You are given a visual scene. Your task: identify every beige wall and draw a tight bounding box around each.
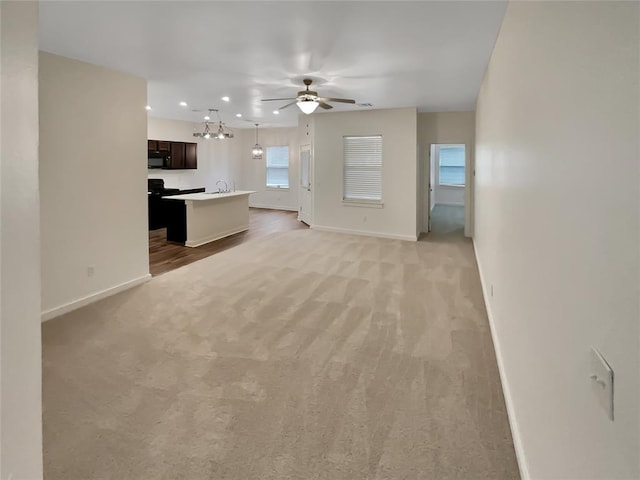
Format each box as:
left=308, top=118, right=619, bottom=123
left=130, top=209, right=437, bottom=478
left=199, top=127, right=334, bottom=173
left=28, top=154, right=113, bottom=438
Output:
left=147, top=116, right=238, bottom=192
left=0, top=2, right=43, bottom=478
left=417, top=111, right=475, bottom=234
left=40, top=52, right=150, bottom=319
left=313, top=108, right=418, bottom=240
left=474, top=2, right=639, bottom=478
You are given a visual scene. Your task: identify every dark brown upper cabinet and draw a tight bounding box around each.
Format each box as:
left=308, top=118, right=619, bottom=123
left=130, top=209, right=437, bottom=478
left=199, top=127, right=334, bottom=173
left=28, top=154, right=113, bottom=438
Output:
left=185, top=143, right=197, bottom=170
left=148, top=139, right=197, bottom=170
left=170, top=142, right=185, bottom=169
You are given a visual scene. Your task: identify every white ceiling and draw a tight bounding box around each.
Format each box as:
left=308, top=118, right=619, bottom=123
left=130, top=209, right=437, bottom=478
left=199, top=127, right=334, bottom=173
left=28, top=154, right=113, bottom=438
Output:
left=39, top=1, right=507, bottom=128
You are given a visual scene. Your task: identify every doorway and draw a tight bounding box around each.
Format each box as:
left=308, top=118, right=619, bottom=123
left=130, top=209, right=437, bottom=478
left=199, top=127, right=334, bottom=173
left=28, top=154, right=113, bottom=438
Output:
left=298, top=144, right=313, bottom=225
left=426, top=144, right=466, bottom=235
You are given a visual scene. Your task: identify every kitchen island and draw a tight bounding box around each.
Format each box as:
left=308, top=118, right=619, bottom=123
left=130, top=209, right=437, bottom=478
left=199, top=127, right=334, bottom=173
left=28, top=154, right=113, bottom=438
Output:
left=162, top=191, right=255, bottom=247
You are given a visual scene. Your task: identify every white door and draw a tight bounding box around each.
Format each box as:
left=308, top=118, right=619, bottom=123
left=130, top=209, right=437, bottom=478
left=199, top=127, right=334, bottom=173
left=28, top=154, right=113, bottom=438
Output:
left=298, top=144, right=313, bottom=225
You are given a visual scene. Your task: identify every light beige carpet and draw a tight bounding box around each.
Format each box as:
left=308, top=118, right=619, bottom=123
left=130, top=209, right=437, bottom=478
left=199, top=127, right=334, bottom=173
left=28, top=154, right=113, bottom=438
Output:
left=43, top=229, right=519, bottom=479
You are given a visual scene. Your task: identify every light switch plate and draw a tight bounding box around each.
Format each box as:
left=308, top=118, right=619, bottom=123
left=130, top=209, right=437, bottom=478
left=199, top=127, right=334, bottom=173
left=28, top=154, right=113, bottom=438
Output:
left=590, top=347, right=614, bottom=421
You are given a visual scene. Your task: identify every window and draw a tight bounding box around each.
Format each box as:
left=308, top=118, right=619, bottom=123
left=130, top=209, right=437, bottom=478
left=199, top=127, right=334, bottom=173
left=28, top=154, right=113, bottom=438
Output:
left=438, top=145, right=465, bottom=186
left=266, top=146, right=289, bottom=188
left=343, top=135, right=382, bottom=202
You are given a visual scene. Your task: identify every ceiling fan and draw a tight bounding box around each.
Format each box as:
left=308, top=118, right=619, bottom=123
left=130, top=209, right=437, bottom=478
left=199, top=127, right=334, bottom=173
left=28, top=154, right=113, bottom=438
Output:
left=262, top=78, right=356, bottom=115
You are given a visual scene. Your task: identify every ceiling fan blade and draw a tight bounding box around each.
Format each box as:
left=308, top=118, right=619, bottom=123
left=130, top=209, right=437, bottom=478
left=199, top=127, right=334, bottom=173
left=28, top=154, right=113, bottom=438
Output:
left=318, top=97, right=356, bottom=104
left=277, top=101, right=298, bottom=110
left=261, top=97, right=296, bottom=102
left=318, top=102, right=333, bottom=110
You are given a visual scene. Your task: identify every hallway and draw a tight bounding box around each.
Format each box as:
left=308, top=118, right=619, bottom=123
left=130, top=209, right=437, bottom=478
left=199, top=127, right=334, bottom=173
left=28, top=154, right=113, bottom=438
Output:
left=430, top=204, right=465, bottom=236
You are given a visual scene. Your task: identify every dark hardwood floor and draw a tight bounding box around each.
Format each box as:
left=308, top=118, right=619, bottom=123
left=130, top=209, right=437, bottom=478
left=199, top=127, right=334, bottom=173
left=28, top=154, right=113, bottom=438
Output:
left=149, top=208, right=308, bottom=276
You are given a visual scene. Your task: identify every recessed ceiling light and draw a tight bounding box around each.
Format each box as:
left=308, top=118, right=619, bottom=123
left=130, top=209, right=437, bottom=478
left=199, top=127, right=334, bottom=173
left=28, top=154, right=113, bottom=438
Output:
left=236, top=113, right=242, bottom=118
left=273, top=110, right=279, bottom=115
left=179, top=101, right=188, bottom=107
left=145, top=105, right=152, bottom=111
left=204, top=116, right=210, bottom=121
left=221, top=96, right=230, bottom=102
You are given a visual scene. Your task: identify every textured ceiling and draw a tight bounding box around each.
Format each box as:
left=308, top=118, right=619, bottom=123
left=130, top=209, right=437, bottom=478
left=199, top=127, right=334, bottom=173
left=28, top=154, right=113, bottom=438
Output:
left=39, top=1, right=507, bottom=128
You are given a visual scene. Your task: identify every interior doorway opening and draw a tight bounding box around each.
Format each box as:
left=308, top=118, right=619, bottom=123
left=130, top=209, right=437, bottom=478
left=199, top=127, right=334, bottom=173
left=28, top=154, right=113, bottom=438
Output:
left=426, top=144, right=466, bottom=236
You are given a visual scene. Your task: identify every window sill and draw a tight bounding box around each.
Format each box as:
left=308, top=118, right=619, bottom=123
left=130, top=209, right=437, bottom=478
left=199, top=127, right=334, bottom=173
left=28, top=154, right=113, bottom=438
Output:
left=266, top=186, right=290, bottom=191
left=342, top=199, right=384, bottom=209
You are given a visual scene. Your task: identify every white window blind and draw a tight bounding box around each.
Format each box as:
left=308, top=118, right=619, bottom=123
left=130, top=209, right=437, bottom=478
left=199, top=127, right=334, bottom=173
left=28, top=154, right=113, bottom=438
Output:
left=343, top=135, right=382, bottom=201
left=266, top=146, right=289, bottom=188
left=438, top=145, right=465, bottom=186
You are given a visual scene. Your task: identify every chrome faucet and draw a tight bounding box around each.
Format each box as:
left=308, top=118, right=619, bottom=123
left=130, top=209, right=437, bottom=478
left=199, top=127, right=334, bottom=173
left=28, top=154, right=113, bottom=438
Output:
left=216, top=180, right=228, bottom=193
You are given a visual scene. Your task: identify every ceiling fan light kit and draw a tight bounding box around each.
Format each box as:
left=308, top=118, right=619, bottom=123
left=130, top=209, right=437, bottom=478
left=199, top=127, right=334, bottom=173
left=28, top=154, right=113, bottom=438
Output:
left=297, top=99, right=319, bottom=115
left=262, top=78, right=356, bottom=115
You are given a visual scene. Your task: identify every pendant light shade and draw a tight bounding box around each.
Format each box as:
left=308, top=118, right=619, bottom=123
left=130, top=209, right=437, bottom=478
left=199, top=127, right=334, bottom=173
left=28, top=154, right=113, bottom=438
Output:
left=297, top=99, right=319, bottom=115
left=252, top=123, right=263, bottom=158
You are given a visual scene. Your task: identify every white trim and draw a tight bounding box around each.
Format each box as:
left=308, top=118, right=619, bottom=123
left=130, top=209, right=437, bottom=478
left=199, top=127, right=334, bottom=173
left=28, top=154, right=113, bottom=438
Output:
left=41, top=274, right=152, bottom=322
left=342, top=200, right=384, bottom=209
left=472, top=239, right=529, bottom=480
left=249, top=203, right=298, bottom=212
left=185, top=226, right=248, bottom=247
left=312, top=224, right=417, bottom=242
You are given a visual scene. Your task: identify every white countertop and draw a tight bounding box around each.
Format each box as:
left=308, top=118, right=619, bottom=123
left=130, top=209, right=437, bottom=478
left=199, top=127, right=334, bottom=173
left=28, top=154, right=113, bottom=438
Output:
left=162, top=190, right=255, bottom=201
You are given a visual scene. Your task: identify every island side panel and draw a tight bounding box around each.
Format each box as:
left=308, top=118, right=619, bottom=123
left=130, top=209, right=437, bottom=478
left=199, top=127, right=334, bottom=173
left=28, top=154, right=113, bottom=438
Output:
left=184, top=194, right=250, bottom=247
left=165, top=199, right=187, bottom=243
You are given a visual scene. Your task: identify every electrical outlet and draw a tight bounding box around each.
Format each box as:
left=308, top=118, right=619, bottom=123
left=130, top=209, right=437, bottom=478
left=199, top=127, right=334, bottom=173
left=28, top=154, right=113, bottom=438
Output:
left=87, top=265, right=95, bottom=277
left=590, top=347, right=614, bottom=420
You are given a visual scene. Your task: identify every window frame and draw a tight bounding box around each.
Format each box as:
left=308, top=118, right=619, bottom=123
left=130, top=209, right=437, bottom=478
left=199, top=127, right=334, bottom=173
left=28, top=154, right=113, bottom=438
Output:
left=265, top=145, right=290, bottom=190
left=437, top=144, right=466, bottom=188
left=342, top=135, right=384, bottom=207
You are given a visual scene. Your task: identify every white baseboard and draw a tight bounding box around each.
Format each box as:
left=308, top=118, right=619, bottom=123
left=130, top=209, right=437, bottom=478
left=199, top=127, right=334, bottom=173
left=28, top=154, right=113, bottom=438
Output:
left=311, top=224, right=418, bottom=242
left=41, top=274, right=151, bottom=322
left=472, top=239, right=529, bottom=480
left=249, top=203, right=298, bottom=212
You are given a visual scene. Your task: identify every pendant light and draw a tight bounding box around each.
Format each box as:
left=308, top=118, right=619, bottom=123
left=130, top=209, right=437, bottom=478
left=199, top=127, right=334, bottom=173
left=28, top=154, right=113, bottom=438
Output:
left=252, top=123, right=263, bottom=157
left=193, top=108, right=234, bottom=139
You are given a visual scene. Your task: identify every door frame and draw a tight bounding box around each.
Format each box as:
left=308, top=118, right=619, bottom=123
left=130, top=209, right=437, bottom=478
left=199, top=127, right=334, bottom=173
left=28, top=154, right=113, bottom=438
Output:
left=421, top=143, right=473, bottom=237
left=298, top=143, right=313, bottom=225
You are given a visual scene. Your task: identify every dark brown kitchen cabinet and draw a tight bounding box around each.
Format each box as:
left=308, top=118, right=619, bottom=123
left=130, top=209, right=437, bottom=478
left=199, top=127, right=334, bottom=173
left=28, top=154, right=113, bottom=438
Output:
left=148, top=139, right=197, bottom=170
left=170, top=142, right=185, bottom=169
left=148, top=140, right=170, bottom=152
left=185, top=143, right=197, bottom=169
